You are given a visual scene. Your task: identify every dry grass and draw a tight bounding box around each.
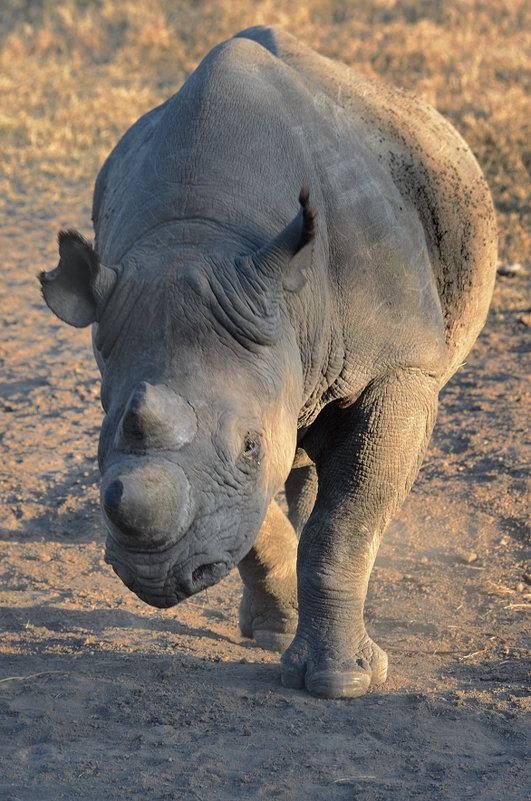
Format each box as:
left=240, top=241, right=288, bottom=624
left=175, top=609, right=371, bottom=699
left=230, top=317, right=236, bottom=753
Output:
left=1, top=0, right=529, bottom=264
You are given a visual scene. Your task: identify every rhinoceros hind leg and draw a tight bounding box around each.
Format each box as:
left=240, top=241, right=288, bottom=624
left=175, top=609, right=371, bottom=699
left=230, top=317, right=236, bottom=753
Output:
left=285, top=462, right=318, bottom=537
left=238, top=499, right=298, bottom=651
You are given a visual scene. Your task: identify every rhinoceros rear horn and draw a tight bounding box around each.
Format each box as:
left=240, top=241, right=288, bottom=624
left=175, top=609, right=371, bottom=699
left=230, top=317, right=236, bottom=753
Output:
left=39, top=230, right=117, bottom=327
left=118, top=381, right=198, bottom=451
left=251, top=187, right=316, bottom=293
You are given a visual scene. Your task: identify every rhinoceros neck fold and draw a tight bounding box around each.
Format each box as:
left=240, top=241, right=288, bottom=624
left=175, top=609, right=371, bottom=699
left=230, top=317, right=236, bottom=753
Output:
left=199, top=262, right=281, bottom=350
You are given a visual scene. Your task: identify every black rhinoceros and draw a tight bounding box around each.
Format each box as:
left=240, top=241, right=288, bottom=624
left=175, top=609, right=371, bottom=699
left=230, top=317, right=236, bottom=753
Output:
left=40, top=26, right=497, bottom=698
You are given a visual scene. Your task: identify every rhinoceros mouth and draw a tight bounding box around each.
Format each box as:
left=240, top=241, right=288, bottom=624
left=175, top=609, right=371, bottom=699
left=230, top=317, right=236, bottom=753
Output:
left=106, top=558, right=184, bottom=607
left=104, top=534, right=230, bottom=607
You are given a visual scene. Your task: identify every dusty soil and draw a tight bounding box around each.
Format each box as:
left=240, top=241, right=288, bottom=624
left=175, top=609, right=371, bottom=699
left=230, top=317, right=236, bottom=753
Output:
left=1, top=3, right=530, bottom=799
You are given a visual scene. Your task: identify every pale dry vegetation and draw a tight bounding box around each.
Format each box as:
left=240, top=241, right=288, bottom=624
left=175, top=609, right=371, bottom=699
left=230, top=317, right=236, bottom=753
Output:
left=1, top=0, right=529, bottom=264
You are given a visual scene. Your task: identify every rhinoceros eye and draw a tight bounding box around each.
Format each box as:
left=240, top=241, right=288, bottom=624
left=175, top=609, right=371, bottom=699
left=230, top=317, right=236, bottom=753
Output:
left=242, top=432, right=262, bottom=463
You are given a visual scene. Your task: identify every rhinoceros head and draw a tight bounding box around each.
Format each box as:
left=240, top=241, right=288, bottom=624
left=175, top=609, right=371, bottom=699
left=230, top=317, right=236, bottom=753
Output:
left=40, top=191, right=314, bottom=607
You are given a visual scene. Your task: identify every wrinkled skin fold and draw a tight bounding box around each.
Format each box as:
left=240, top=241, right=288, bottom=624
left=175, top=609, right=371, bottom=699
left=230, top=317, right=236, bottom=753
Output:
left=40, top=27, right=497, bottom=698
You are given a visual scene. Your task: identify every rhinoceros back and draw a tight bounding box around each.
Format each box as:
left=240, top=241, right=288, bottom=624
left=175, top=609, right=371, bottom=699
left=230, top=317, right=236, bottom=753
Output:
left=236, top=26, right=497, bottom=383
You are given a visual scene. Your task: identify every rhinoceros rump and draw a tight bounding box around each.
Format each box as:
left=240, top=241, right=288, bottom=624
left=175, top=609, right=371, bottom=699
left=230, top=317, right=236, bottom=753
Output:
left=40, top=27, right=497, bottom=698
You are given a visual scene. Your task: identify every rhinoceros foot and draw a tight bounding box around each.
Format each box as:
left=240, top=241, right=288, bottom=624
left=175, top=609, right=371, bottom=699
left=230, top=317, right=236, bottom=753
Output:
left=280, top=632, right=388, bottom=698
left=239, top=584, right=298, bottom=653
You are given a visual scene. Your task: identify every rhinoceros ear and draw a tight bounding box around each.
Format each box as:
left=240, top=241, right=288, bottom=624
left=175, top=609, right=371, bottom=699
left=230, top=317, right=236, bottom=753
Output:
left=39, top=230, right=117, bottom=327
left=252, top=187, right=316, bottom=292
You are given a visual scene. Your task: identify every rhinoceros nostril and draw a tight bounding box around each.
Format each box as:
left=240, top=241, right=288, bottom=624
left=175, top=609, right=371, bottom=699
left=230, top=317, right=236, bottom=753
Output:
left=191, top=561, right=228, bottom=590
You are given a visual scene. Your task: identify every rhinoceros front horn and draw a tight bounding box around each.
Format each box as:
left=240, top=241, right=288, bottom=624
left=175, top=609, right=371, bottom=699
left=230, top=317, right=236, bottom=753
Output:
left=102, top=459, right=193, bottom=546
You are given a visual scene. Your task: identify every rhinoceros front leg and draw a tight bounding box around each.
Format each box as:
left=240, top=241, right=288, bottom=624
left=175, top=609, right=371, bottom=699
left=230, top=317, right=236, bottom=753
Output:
left=238, top=499, right=299, bottom=652
left=281, top=369, right=439, bottom=698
